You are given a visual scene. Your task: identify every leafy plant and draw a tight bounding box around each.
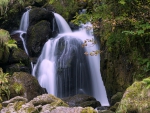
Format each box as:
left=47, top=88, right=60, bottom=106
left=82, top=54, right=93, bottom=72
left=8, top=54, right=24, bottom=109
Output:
left=0, top=0, right=25, bottom=15
left=5, top=39, right=18, bottom=49
left=142, top=78, right=150, bottom=89
left=0, top=72, right=10, bottom=101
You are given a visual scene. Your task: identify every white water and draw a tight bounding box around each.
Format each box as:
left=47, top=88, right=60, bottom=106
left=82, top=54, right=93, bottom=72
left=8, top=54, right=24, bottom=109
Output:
left=12, top=10, right=30, bottom=55
left=12, top=10, right=34, bottom=69
left=32, top=13, right=109, bottom=106
left=19, top=10, right=30, bottom=32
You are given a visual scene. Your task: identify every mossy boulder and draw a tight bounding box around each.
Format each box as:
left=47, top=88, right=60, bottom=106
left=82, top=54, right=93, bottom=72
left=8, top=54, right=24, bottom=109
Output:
left=5, top=48, right=30, bottom=74
left=9, top=48, right=30, bottom=65
left=0, top=29, right=10, bottom=64
left=30, top=94, right=68, bottom=107
left=116, top=77, right=150, bottom=113
left=29, top=7, right=54, bottom=26
left=62, top=94, right=101, bottom=108
left=27, top=20, right=51, bottom=57
left=9, top=72, right=46, bottom=101
left=6, top=63, right=30, bottom=75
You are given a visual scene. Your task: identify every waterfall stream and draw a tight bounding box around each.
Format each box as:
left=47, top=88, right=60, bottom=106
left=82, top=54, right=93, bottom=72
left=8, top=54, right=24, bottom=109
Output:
left=32, top=13, right=109, bottom=106
left=14, top=10, right=109, bottom=106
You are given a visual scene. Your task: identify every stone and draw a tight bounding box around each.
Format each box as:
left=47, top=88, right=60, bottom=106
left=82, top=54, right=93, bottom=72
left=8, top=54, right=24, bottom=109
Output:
left=2, top=96, right=28, bottom=107
left=26, top=20, right=51, bottom=57
left=62, top=94, right=101, bottom=108
left=116, top=77, right=150, bottom=113
left=9, top=72, right=46, bottom=101
left=110, top=92, right=123, bottom=106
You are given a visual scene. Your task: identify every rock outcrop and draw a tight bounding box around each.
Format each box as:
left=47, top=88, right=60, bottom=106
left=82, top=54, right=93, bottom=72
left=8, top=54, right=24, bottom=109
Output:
left=1, top=94, right=97, bottom=113
left=116, top=77, right=150, bottom=113
left=9, top=72, right=46, bottom=101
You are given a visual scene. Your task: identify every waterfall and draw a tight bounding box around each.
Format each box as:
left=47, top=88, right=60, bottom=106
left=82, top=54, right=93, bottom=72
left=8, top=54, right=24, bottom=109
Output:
left=12, top=10, right=34, bottom=68
left=12, top=10, right=30, bottom=55
left=32, top=13, right=109, bottom=106
left=19, top=10, right=30, bottom=32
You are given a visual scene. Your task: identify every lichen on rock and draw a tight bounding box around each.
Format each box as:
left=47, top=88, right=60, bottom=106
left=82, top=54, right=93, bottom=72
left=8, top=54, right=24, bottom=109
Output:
left=116, top=77, right=150, bottom=113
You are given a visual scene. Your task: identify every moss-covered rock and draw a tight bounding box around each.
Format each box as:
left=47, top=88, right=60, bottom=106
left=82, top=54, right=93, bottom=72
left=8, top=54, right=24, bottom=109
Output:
left=9, top=48, right=30, bottom=65
left=29, top=7, right=54, bottom=26
left=30, top=94, right=68, bottom=107
left=0, top=29, right=10, bottom=64
left=100, top=53, right=133, bottom=101
left=116, top=77, right=150, bottom=113
left=27, top=20, right=51, bottom=57
left=5, top=47, right=31, bottom=74
left=81, top=107, right=97, bottom=113
left=6, top=63, right=30, bottom=75
left=9, top=72, right=46, bottom=101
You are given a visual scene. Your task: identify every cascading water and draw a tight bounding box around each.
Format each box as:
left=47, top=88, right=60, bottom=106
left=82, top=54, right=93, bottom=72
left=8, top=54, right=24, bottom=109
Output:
left=12, top=10, right=34, bottom=68
left=32, top=13, right=109, bottom=106
left=12, top=10, right=30, bottom=55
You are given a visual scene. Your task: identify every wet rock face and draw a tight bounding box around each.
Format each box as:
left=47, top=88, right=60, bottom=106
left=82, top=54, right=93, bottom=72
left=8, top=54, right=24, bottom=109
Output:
left=26, top=7, right=59, bottom=58
left=62, top=94, right=101, bottom=108
left=26, top=20, right=51, bottom=57
left=100, top=51, right=134, bottom=101
left=29, top=7, right=54, bottom=26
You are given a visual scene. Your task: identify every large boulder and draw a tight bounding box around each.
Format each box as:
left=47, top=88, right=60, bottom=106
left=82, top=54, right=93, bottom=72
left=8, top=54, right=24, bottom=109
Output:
left=26, top=20, right=51, bottom=57
left=9, top=72, right=46, bottom=101
left=116, top=77, right=150, bottom=113
left=5, top=48, right=30, bottom=74
left=8, top=48, right=30, bottom=65
left=62, top=94, right=101, bottom=108
left=29, top=7, right=54, bottom=26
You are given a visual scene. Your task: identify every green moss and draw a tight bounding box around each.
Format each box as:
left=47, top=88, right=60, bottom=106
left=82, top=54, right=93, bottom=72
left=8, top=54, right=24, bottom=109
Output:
left=81, top=107, right=97, bottom=113
left=26, top=107, right=38, bottom=113
left=50, top=99, right=68, bottom=107
left=14, top=101, right=25, bottom=111
left=12, top=83, right=24, bottom=95
left=116, top=79, right=150, bottom=113
left=0, top=103, right=2, bottom=110
left=48, top=0, right=78, bottom=21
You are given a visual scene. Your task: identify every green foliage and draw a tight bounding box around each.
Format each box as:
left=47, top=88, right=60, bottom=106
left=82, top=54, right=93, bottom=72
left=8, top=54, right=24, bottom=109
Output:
left=0, top=72, right=10, bottom=101
left=0, top=0, right=25, bottom=15
left=82, top=0, right=150, bottom=81
left=49, top=0, right=78, bottom=21
left=5, top=39, right=18, bottom=49
left=142, top=78, right=150, bottom=89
